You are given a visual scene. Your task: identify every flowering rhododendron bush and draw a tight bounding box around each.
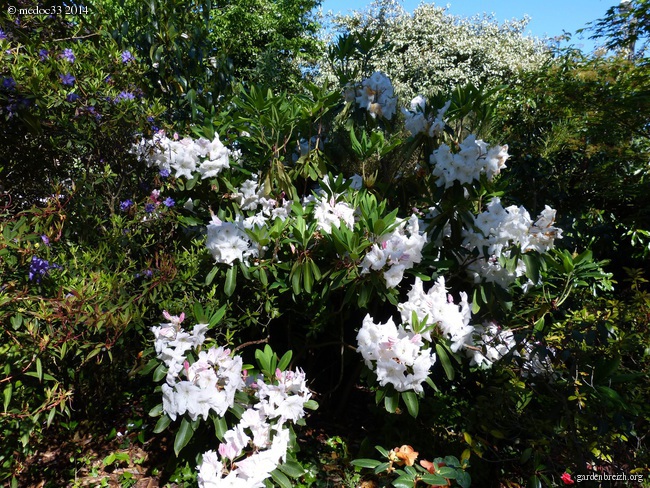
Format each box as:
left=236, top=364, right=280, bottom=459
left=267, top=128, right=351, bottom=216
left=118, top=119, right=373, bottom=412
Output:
left=2, top=3, right=650, bottom=487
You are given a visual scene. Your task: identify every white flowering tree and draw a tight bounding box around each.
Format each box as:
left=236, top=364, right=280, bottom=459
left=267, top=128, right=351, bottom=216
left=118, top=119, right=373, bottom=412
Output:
left=321, top=0, right=551, bottom=99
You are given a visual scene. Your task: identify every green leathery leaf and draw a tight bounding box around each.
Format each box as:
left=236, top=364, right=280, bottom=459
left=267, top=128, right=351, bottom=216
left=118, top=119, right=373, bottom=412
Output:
left=224, top=265, right=237, bottom=297
left=436, top=344, right=455, bottom=381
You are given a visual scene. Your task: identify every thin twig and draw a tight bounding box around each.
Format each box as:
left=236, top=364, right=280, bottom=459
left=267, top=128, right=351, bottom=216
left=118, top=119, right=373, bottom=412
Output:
left=232, top=337, right=269, bottom=353
left=52, top=33, right=100, bottom=42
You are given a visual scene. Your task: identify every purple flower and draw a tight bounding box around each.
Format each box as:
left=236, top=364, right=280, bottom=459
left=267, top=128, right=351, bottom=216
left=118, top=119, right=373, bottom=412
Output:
left=61, top=48, right=75, bottom=63
left=2, top=77, right=16, bottom=90
left=66, top=93, right=79, bottom=102
left=39, top=49, right=49, bottom=60
left=159, top=168, right=170, bottom=178
left=121, top=50, right=134, bottom=63
left=144, top=203, right=155, bottom=213
left=0, top=29, right=7, bottom=40
left=115, top=91, right=135, bottom=103
left=163, top=197, right=175, bottom=207
left=59, top=73, right=75, bottom=86
left=29, top=256, right=59, bottom=283
left=41, top=235, right=50, bottom=246
left=120, top=199, right=133, bottom=211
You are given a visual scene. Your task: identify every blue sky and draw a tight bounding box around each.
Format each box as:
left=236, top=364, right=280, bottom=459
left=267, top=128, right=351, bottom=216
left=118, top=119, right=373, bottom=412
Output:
left=320, top=0, right=621, bottom=52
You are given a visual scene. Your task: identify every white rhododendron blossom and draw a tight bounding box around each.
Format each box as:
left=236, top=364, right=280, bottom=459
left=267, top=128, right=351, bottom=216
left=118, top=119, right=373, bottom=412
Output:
left=152, top=314, right=313, bottom=488
left=354, top=71, right=397, bottom=120
left=312, top=193, right=356, bottom=233
left=357, top=277, right=552, bottom=392
left=467, top=321, right=517, bottom=368
left=462, top=197, right=562, bottom=287
left=519, top=342, right=556, bottom=378
left=430, top=134, right=509, bottom=188
left=194, top=367, right=311, bottom=487
left=360, top=215, right=428, bottom=288
left=402, top=95, right=428, bottom=135
left=133, top=131, right=230, bottom=179
left=152, top=316, right=244, bottom=422
left=398, top=277, right=473, bottom=352
left=206, top=215, right=255, bottom=266
left=402, top=96, right=451, bottom=137
left=357, top=315, right=436, bottom=393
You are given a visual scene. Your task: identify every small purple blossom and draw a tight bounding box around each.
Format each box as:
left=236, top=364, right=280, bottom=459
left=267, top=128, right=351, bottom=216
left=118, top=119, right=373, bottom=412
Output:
left=2, top=77, right=16, bottom=90
left=41, top=235, right=50, bottom=246
left=163, top=197, right=175, bottom=208
left=29, top=256, right=60, bottom=283
left=115, top=91, right=135, bottom=103
left=59, top=73, right=75, bottom=86
left=120, top=199, right=133, bottom=211
left=0, top=29, right=7, bottom=40
left=144, top=203, right=155, bottom=213
left=121, top=50, right=134, bottom=63
left=61, top=48, right=75, bottom=63
left=159, top=168, right=170, bottom=178
left=66, top=93, right=79, bottom=102
left=39, top=49, right=49, bottom=61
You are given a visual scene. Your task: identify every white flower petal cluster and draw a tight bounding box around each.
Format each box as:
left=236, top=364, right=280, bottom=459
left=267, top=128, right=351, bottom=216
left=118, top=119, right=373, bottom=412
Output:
left=195, top=369, right=311, bottom=487
left=462, top=197, right=562, bottom=287
left=398, top=277, right=473, bottom=352
left=206, top=215, right=255, bottom=266
left=152, top=312, right=313, bottom=488
left=358, top=277, right=536, bottom=391
left=152, top=317, right=244, bottom=422
left=360, top=215, right=428, bottom=288
left=205, top=175, right=293, bottom=266
left=430, top=135, right=509, bottom=188
left=312, top=194, right=356, bottom=233
left=402, top=96, right=451, bottom=137
left=354, top=71, right=397, bottom=120
left=467, top=321, right=517, bottom=368
left=357, top=315, right=436, bottom=393
left=133, top=132, right=230, bottom=179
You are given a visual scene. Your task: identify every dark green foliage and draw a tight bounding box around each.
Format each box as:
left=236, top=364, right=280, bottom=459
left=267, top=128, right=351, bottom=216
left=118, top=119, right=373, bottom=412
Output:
left=495, top=51, right=650, bottom=272
left=0, top=7, right=161, bottom=208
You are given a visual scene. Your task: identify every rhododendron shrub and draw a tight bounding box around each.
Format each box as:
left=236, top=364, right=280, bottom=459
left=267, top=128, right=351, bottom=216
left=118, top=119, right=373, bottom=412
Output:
left=135, top=69, right=567, bottom=418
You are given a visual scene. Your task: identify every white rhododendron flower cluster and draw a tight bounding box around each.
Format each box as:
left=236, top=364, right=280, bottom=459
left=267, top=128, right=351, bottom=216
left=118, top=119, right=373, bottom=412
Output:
left=358, top=278, right=554, bottom=391
left=152, top=313, right=312, bottom=488
left=357, top=314, right=436, bottom=393
left=206, top=215, right=257, bottom=266
left=152, top=312, right=243, bottom=422
left=197, top=369, right=311, bottom=487
left=311, top=193, right=356, bottom=233
left=397, top=277, right=473, bottom=352
left=401, top=96, right=451, bottom=137
left=462, top=197, right=563, bottom=287
left=133, top=131, right=230, bottom=179
left=206, top=174, right=292, bottom=265
left=430, top=134, right=509, bottom=188
left=353, top=71, right=398, bottom=120
left=471, top=323, right=555, bottom=376
left=360, top=215, right=428, bottom=288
